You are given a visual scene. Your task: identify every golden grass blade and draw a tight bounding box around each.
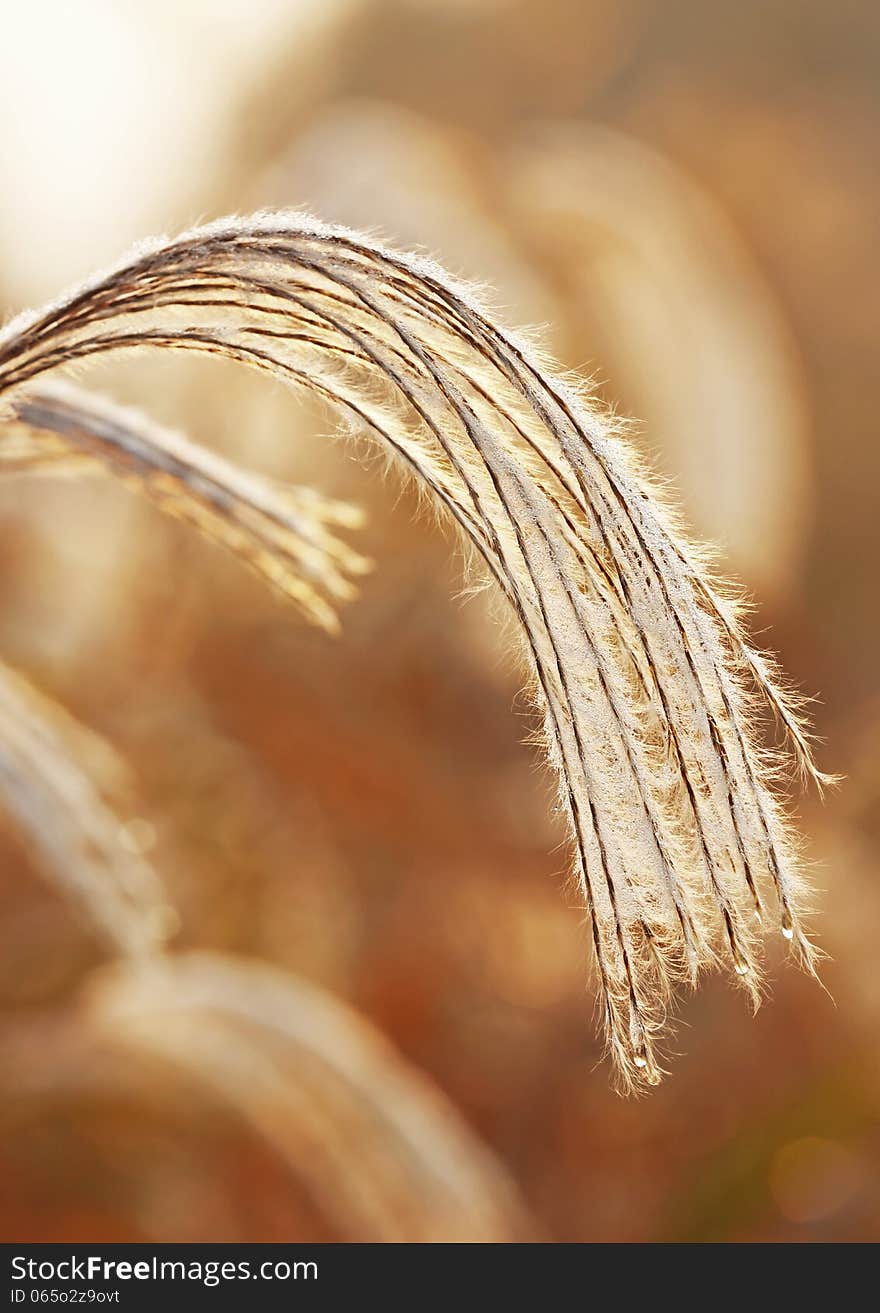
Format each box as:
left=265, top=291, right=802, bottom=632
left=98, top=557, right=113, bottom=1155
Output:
left=75, top=952, right=531, bottom=1242
left=507, top=123, right=810, bottom=599
left=0, top=379, right=370, bottom=633
left=0, top=213, right=829, bottom=1088
left=0, top=662, right=174, bottom=956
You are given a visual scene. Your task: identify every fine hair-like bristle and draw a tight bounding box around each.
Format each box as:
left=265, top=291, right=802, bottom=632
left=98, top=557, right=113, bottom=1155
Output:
left=1, top=378, right=370, bottom=633
left=0, top=212, right=830, bottom=1089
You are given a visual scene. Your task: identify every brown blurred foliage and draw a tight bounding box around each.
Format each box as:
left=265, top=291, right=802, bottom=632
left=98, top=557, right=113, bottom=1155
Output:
left=0, top=0, right=878, bottom=1242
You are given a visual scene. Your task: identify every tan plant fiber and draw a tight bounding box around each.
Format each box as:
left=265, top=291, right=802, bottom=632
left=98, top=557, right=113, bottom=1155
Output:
left=0, top=684, right=532, bottom=1238
left=507, top=122, right=810, bottom=598
left=0, top=662, right=173, bottom=956
left=0, top=213, right=830, bottom=1088
left=0, top=379, right=370, bottom=947
left=0, top=379, right=370, bottom=633
left=81, top=952, right=534, bottom=1241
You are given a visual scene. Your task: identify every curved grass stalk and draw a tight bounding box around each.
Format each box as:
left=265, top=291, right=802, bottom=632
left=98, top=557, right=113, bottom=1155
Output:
left=83, top=951, right=533, bottom=1242
left=0, top=213, right=828, bottom=1088
left=0, top=379, right=370, bottom=634
left=0, top=662, right=173, bottom=956
left=507, top=123, right=810, bottom=597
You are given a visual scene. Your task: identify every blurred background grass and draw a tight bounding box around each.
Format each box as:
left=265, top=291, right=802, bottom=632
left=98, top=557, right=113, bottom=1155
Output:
left=0, top=0, right=877, bottom=1242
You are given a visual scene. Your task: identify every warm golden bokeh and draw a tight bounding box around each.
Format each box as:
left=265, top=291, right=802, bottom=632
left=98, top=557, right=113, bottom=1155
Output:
left=0, top=0, right=877, bottom=1242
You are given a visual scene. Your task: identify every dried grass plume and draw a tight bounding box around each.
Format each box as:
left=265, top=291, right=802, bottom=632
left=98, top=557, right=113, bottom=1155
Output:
left=0, top=213, right=831, bottom=1089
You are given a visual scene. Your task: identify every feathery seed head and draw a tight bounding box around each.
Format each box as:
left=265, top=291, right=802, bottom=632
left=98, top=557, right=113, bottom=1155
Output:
left=0, top=213, right=828, bottom=1089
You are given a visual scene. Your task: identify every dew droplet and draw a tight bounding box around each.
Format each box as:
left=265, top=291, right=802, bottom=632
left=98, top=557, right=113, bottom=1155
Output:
left=633, top=1050, right=648, bottom=1069
left=733, top=953, right=750, bottom=976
